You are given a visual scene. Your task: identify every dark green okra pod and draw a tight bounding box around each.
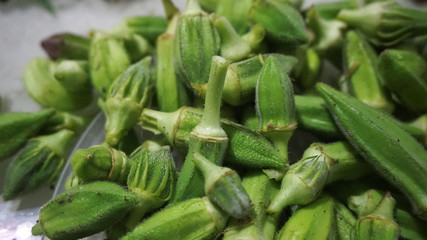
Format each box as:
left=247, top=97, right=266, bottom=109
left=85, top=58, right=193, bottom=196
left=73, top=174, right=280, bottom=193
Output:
left=192, top=153, right=251, bottom=218
left=337, top=1, right=427, bottom=46
left=121, top=197, right=228, bottom=240
left=3, top=129, right=74, bottom=201
left=223, top=170, right=280, bottom=240
left=41, top=33, right=90, bottom=60
left=89, top=31, right=131, bottom=98
left=378, top=49, right=427, bottom=113
left=171, top=56, right=230, bottom=204
left=174, top=0, right=219, bottom=97
left=268, top=141, right=370, bottom=213
left=32, top=181, right=137, bottom=240
left=316, top=83, right=427, bottom=220
left=101, top=57, right=153, bottom=146
left=0, top=108, right=55, bottom=160
left=70, top=144, right=131, bottom=185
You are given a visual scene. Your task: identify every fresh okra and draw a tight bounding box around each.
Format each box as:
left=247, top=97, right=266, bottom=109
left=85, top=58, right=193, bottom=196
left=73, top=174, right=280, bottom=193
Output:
left=192, top=153, right=251, bottom=219
left=337, top=1, right=427, bottom=46
left=100, top=57, right=153, bottom=146
left=268, top=141, right=370, bottom=213
left=121, top=197, right=228, bottom=240
left=3, top=129, right=74, bottom=201
left=378, top=49, right=427, bottom=113
left=171, top=56, right=229, bottom=203
left=292, top=46, right=322, bottom=91
left=117, top=16, right=168, bottom=44
left=215, top=0, right=253, bottom=35
left=41, top=33, right=91, bottom=60
left=41, top=111, right=90, bottom=134
left=0, top=108, right=55, bottom=160
left=32, top=181, right=138, bottom=240
left=312, top=0, right=358, bottom=20
left=317, top=83, right=427, bottom=220
left=334, top=200, right=357, bottom=240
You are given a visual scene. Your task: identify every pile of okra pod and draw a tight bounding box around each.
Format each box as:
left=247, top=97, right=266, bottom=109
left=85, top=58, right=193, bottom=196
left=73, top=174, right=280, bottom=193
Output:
left=1, top=0, right=427, bottom=239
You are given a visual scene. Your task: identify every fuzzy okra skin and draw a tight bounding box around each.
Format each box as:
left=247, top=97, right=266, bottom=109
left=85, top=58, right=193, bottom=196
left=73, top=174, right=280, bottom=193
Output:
left=316, top=83, right=427, bottom=220
left=41, top=33, right=90, bottom=60
left=141, top=107, right=285, bottom=169
left=121, top=197, right=228, bottom=240
left=32, top=181, right=137, bottom=240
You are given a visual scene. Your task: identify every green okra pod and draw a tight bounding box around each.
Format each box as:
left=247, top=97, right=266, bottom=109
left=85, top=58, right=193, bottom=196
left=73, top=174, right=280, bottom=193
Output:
left=121, top=197, right=228, bottom=240
left=215, top=0, right=253, bottom=35
left=316, top=82, right=427, bottom=220
left=342, top=31, right=394, bottom=113
left=53, top=60, right=90, bottom=93
left=41, top=33, right=90, bottom=60
left=378, top=49, right=427, bottom=113
left=24, top=58, right=93, bottom=111
left=41, top=111, right=90, bottom=134
left=101, top=57, right=153, bottom=146
left=268, top=141, right=370, bottom=213
left=312, top=0, right=358, bottom=20
left=249, top=0, right=308, bottom=45
left=337, top=1, right=427, bottom=46
left=0, top=108, right=55, bottom=160
left=89, top=31, right=131, bottom=98
left=32, top=181, right=137, bottom=240
left=174, top=0, right=220, bottom=97
left=335, top=201, right=357, bottom=240
left=3, top=129, right=74, bottom=201
left=292, top=46, right=322, bottom=91
left=198, top=0, right=218, bottom=12
left=117, top=16, right=168, bottom=44
left=171, top=56, right=230, bottom=204
left=192, top=153, right=251, bottom=219
left=70, top=144, right=131, bottom=185
left=276, top=195, right=337, bottom=240
left=141, top=107, right=286, bottom=169
left=223, top=170, right=280, bottom=240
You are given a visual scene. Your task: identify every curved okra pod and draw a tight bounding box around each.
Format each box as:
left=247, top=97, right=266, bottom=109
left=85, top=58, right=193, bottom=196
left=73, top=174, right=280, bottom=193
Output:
left=268, top=141, right=370, bottom=213
left=102, top=57, right=153, bottom=146
left=337, top=1, right=427, bottom=46
left=192, top=153, right=251, bottom=218
left=171, top=56, right=230, bottom=204
left=249, top=0, right=308, bottom=45
left=89, top=31, right=131, bottom=98
left=223, top=171, right=280, bottom=240
left=70, top=144, right=131, bottom=185
left=140, top=107, right=286, bottom=169
left=174, top=0, right=220, bottom=97
left=0, top=108, right=55, bottom=160
left=316, top=82, right=427, bottom=220
left=32, top=181, right=137, bottom=240
left=342, top=31, right=394, bottom=113
left=3, top=129, right=74, bottom=201
left=378, top=49, right=427, bottom=113
left=121, top=197, right=228, bottom=240
left=41, top=33, right=90, bottom=60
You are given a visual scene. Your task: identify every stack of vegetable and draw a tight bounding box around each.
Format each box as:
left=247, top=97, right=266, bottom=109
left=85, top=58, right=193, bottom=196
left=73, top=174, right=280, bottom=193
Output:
left=1, top=0, right=427, bottom=239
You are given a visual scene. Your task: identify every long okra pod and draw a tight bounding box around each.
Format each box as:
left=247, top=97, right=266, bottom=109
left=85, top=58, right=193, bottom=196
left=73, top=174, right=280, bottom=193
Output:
left=316, top=82, right=427, bottom=220
left=171, top=56, right=230, bottom=204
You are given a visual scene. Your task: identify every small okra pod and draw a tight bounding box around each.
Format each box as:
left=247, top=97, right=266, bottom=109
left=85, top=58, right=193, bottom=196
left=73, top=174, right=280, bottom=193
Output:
left=70, top=144, right=131, bottom=184
left=102, top=57, right=153, bottom=146
left=141, top=107, right=286, bottom=169
left=378, top=49, right=427, bottom=113
left=337, top=1, right=427, bottom=46
left=192, top=153, right=251, bottom=219
left=292, top=46, right=322, bottom=91
left=342, top=31, right=394, bottom=113
left=276, top=195, right=336, bottom=240
left=171, top=56, right=230, bottom=204
left=31, top=181, right=137, bottom=240
left=53, top=60, right=91, bottom=93
left=223, top=171, right=280, bottom=240
left=395, top=207, right=427, bottom=240
left=215, top=0, right=253, bottom=35
left=348, top=189, right=384, bottom=218
left=312, top=0, right=358, bottom=20
left=223, top=53, right=298, bottom=106
left=0, top=108, right=55, bottom=160
left=335, top=201, right=357, bottom=240
left=213, top=15, right=251, bottom=62
left=116, top=16, right=168, bottom=44
left=41, top=33, right=90, bottom=60
left=124, top=146, right=176, bottom=230
left=3, top=129, right=74, bottom=201
left=268, top=141, right=370, bottom=213
left=353, top=192, right=400, bottom=240
left=24, top=58, right=93, bottom=111
left=156, top=11, right=190, bottom=112
left=89, top=31, right=131, bottom=98
left=316, top=82, right=427, bottom=220
left=249, top=0, right=308, bottom=45
left=174, top=0, right=220, bottom=96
